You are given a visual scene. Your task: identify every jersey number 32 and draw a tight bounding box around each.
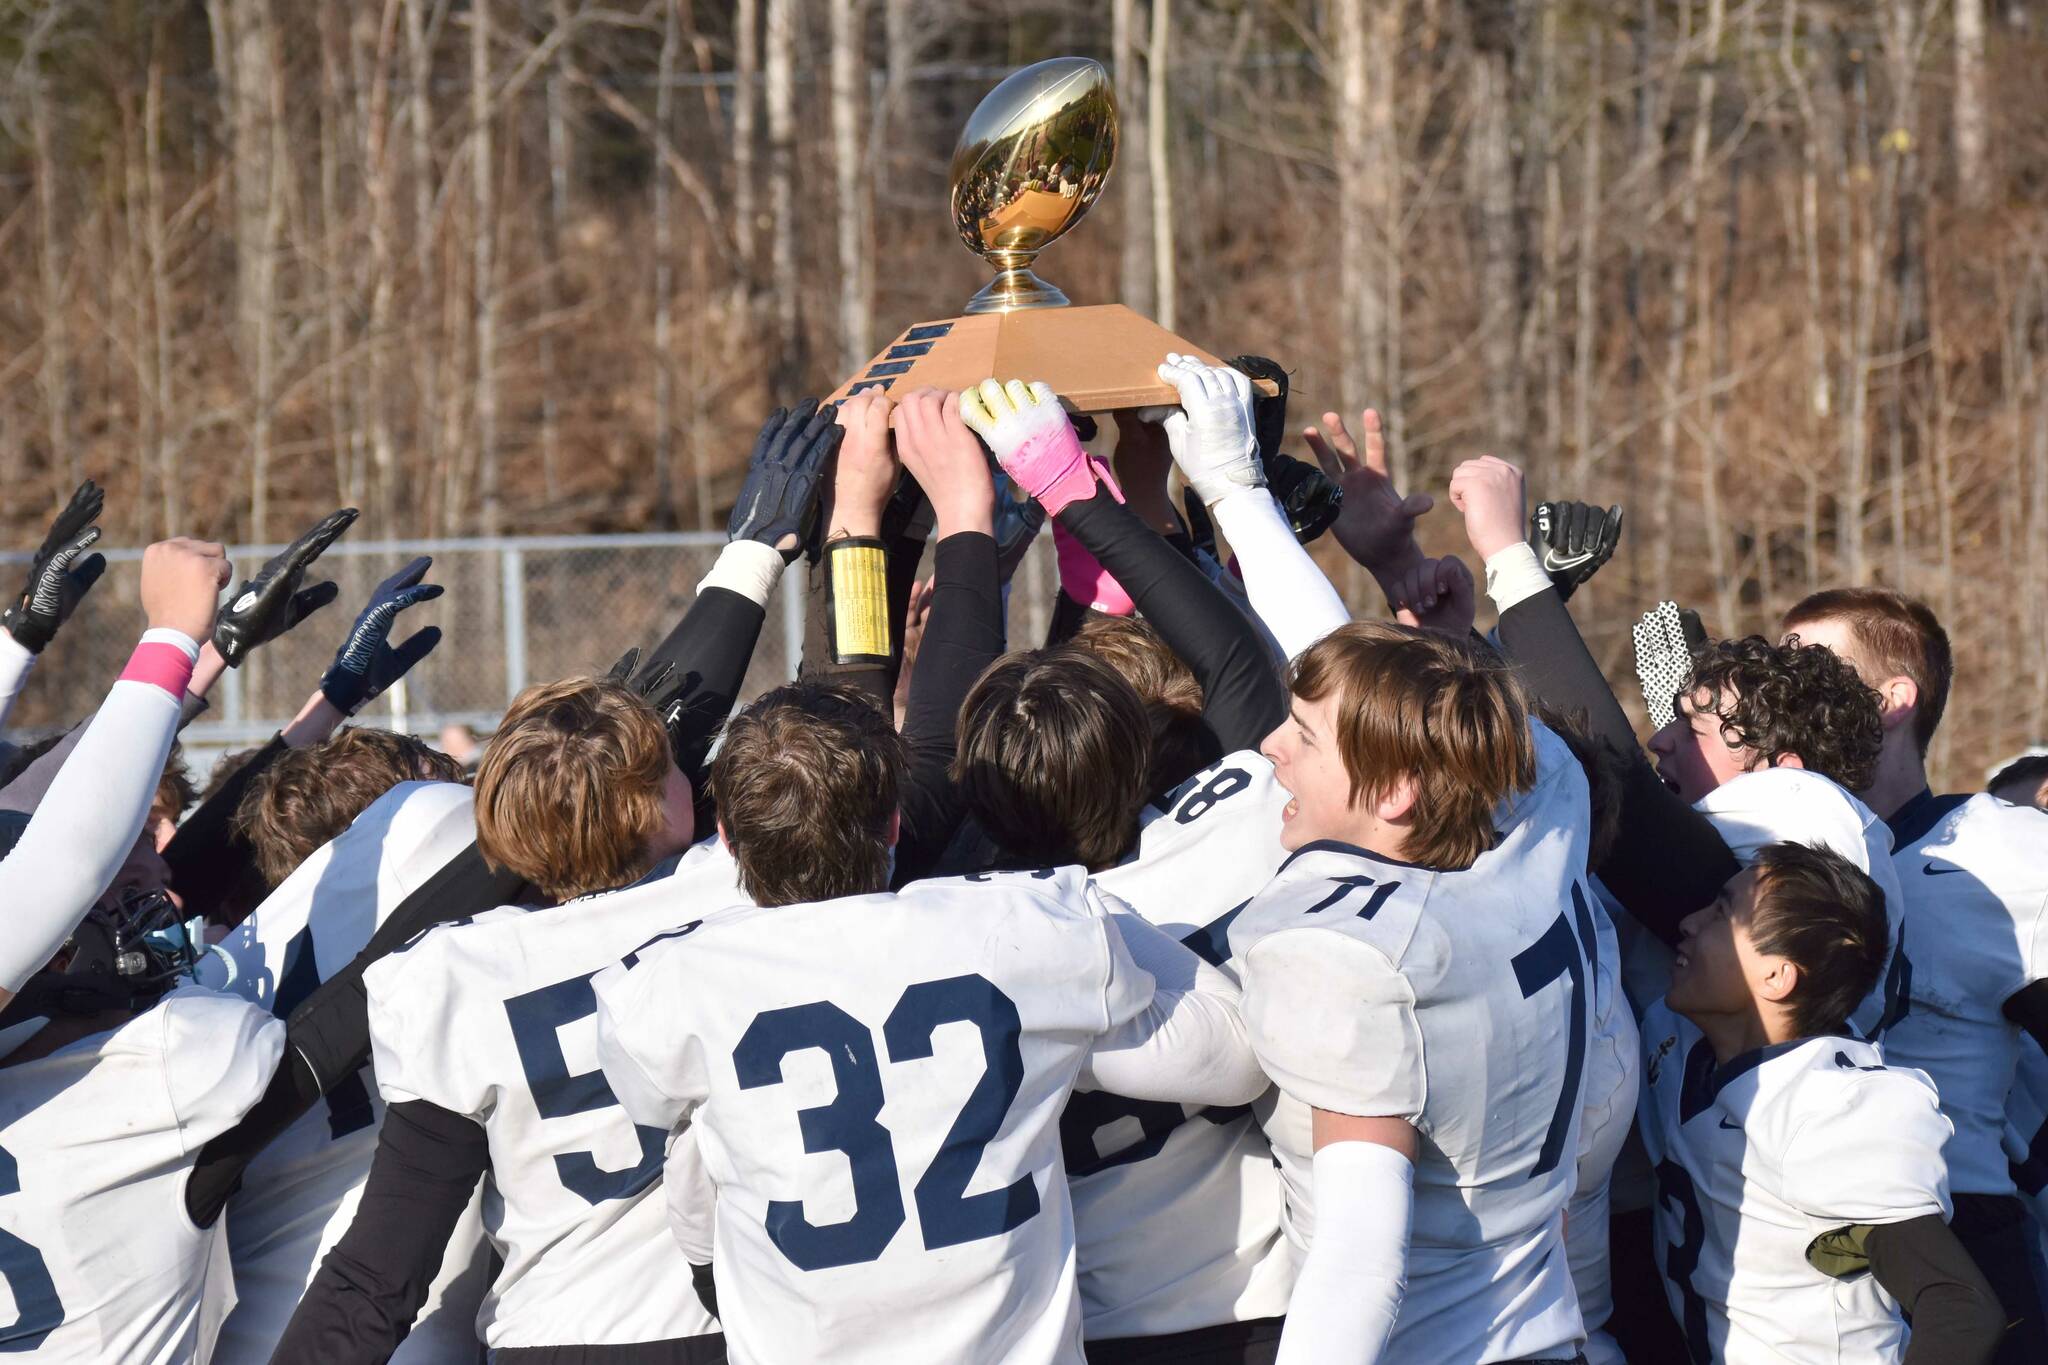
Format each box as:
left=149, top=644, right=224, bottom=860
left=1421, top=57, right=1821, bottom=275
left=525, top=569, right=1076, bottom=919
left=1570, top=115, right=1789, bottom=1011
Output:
left=735, top=973, right=1038, bottom=1271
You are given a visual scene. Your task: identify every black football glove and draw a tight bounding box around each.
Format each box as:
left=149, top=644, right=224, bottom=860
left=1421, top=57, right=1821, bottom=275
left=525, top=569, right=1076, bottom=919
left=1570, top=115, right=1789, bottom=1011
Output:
left=1530, top=500, right=1623, bottom=602
left=729, top=400, right=841, bottom=562
left=1231, top=355, right=1344, bottom=545
left=214, top=508, right=357, bottom=666
left=3, top=481, right=108, bottom=653
left=319, top=557, right=443, bottom=714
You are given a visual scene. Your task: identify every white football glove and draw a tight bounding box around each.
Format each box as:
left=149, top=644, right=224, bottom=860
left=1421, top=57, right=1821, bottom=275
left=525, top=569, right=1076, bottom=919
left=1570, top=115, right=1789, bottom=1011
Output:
left=1157, top=353, right=1264, bottom=508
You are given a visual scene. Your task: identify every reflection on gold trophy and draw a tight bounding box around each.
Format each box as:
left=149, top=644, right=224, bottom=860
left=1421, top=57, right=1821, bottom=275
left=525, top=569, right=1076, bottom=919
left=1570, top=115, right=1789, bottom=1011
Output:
left=948, top=57, right=1118, bottom=313
left=831, top=57, right=1274, bottom=411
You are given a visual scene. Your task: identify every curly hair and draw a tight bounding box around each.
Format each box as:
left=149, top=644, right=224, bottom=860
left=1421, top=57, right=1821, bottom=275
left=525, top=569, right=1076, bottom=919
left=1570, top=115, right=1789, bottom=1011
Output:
left=1684, top=636, right=1884, bottom=793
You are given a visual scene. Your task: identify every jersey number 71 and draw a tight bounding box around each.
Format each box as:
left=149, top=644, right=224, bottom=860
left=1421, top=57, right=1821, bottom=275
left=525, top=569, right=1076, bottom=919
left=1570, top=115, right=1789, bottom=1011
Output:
left=734, top=973, right=1038, bottom=1271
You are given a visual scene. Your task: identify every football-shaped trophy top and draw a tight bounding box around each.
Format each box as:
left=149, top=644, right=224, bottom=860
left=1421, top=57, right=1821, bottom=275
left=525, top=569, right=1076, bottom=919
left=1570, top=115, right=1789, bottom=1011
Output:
left=948, top=57, right=1118, bottom=313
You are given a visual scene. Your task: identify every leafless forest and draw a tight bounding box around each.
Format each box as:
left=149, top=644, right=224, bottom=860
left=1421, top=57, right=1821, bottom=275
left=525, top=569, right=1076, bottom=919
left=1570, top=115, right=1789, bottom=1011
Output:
left=1, top=0, right=2044, bottom=782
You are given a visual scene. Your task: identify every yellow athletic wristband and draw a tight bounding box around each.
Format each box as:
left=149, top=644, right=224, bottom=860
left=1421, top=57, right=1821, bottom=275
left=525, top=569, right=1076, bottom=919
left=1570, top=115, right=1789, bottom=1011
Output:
left=828, top=538, right=891, bottom=664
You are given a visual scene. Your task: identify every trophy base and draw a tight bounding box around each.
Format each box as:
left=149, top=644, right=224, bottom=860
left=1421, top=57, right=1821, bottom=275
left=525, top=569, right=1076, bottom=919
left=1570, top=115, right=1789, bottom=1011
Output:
left=962, top=268, right=1070, bottom=314
left=831, top=304, right=1281, bottom=412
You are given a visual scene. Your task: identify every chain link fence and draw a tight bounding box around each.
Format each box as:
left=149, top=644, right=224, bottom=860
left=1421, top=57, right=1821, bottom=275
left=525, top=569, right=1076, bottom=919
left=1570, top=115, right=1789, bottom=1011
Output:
left=3, top=533, right=1067, bottom=779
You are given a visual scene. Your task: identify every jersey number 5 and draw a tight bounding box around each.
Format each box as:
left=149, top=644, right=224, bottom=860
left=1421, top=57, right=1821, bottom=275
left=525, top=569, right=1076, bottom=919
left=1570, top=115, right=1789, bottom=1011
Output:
left=505, top=973, right=665, bottom=1204
left=0, top=1144, right=63, bottom=1349
left=734, top=973, right=1038, bottom=1271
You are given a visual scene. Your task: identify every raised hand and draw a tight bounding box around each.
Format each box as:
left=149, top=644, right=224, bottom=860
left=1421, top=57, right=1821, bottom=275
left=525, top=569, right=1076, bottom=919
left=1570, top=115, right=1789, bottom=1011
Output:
left=1633, top=601, right=1708, bottom=730
left=213, top=507, right=357, bottom=666
left=1530, top=500, right=1624, bottom=602
left=3, top=480, right=109, bottom=653
left=829, top=388, right=900, bottom=541
left=1306, top=409, right=1432, bottom=575
left=1388, top=555, right=1476, bottom=638
left=958, top=379, right=1108, bottom=518
left=1446, top=456, right=1528, bottom=563
left=893, top=388, right=993, bottom=538
left=1157, top=353, right=1264, bottom=508
left=730, top=399, right=842, bottom=560
left=319, top=557, right=443, bottom=714
left=139, top=537, right=233, bottom=643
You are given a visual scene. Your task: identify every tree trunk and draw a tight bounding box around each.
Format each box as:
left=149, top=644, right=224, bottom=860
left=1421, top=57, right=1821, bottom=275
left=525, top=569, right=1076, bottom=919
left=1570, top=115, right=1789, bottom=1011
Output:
left=27, top=27, right=75, bottom=494
left=541, top=0, right=577, bottom=501
left=831, top=0, right=872, bottom=375
left=1571, top=31, right=1602, bottom=483
left=1954, top=0, right=1989, bottom=207
left=1149, top=0, right=1176, bottom=332
left=145, top=18, right=180, bottom=532
left=1113, top=0, right=1156, bottom=317
left=766, top=0, right=803, bottom=386
left=473, top=0, right=501, bottom=536
left=405, top=0, right=441, bottom=524
left=653, top=0, right=680, bottom=527
left=1334, top=1, right=1390, bottom=429
left=734, top=0, right=761, bottom=278
left=366, top=0, right=403, bottom=538
left=1469, top=7, right=1524, bottom=459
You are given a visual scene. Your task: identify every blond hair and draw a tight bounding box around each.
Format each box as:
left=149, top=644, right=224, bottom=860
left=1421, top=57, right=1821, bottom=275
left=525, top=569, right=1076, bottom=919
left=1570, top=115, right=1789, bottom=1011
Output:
left=474, top=677, right=671, bottom=901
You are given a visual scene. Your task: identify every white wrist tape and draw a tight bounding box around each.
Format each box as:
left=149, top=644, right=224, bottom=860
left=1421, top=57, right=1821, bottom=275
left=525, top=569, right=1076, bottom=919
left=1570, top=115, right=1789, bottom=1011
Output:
left=1483, top=541, right=1554, bottom=614
left=696, top=540, right=787, bottom=608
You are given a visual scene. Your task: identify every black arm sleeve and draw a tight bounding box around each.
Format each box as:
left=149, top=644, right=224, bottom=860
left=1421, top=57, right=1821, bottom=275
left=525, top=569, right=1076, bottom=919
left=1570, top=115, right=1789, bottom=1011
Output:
left=267, top=1099, right=491, bottom=1365
left=1054, top=488, right=1289, bottom=757
left=2003, top=979, right=2048, bottom=1055
left=1866, top=1214, right=2007, bottom=1365
left=894, top=532, right=1004, bottom=885
left=165, top=733, right=287, bottom=921
left=1493, top=588, right=1738, bottom=944
left=183, top=842, right=532, bottom=1225
left=639, top=584, right=769, bottom=832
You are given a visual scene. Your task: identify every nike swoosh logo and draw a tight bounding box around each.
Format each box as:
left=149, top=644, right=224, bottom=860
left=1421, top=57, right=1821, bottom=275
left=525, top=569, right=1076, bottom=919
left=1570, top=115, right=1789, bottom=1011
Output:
left=1923, top=864, right=1968, bottom=877
left=1718, top=1117, right=1741, bottom=1131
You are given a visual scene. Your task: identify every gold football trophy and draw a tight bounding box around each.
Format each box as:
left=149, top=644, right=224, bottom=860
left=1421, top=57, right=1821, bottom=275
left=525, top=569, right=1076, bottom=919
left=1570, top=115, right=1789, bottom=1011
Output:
left=831, top=57, right=1274, bottom=411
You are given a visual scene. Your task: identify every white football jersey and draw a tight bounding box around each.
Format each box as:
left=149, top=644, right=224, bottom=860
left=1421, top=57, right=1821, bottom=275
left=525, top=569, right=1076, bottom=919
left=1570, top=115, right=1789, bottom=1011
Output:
left=1568, top=884, right=1640, bottom=1353
left=1075, top=752, right=1294, bottom=1340
left=1694, top=767, right=1908, bottom=1036
left=1880, top=790, right=2048, bottom=1197
left=1638, top=999, right=1952, bottom=1364
left=1229, top=721, right=1593, bottom=1363
left=365, top=839, right=745, bottom=1350
left=200, top=780, right=490, bottom=1365
left=0, top=988, right=282, bottom=1362
left=593, top=867, right=1158, bottom=1365
left=2009, top=1035, right=2048, bottom=1227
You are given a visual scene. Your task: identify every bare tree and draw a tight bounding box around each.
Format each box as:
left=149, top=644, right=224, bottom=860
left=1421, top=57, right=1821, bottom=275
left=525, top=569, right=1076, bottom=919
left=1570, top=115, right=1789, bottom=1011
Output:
left=1113, top=0, right=1156, bottom=317
left=473, top=0, right=502, bottom=535
left=734, top=0, right=761, bottom=277
left=1149, top=0, right=1176, bottom=330
left=1955, top=0, right=1989, bottom=207
left=1467, top=0, right=1525, bottom=459
left=832, top=0, right=873, bottom=374
left=766, top=0, right=802, bottom=383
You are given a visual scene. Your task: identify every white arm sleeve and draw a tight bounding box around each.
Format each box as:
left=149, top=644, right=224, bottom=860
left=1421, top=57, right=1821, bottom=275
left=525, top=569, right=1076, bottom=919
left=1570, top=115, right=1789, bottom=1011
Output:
left=0, top=630, right=194, bottom=995
left=1207, top=487, right=1351, bottom=662
left=1275, top=1140, right=1414, bottom=1365
left=0, top=630, right=32, bottom=730
left=1080, top=910, right=1268, bottom=1107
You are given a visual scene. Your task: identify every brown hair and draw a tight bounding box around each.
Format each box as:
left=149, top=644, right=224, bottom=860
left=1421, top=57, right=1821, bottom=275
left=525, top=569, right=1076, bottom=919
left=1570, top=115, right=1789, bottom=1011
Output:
left=1684, top=636, right=1884, bottom=792
left=1289, top=621, right=1536, bottom=871
left=1990, top=753, right=2048, bottom=808
left=712, top=681, right=906, bottom=907
left=1745, top=841, right=1890, bottom=1038
left=238, top=727, right=463, bottom=886
left=1069, top=615, right=1210, bottom=798
left=954, top=648, right=1152, bottom=871
left=1781, top=587, right=1953, bottom=754
left=152, top=742, right=196, bottom=835
left=474, top=677, right=671, bottom=901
